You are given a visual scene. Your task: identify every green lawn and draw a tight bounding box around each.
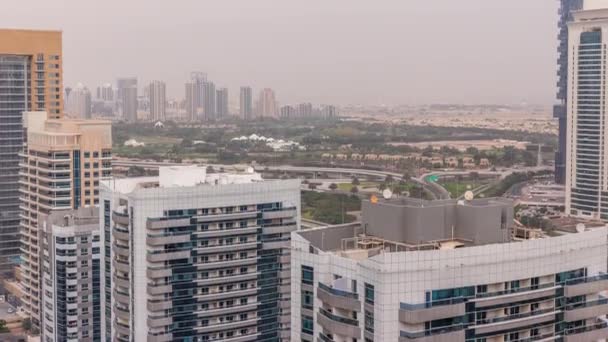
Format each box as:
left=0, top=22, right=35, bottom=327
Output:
left=439, top=181, right=481, bottom=198
left=337, top=182, right=378, bottom=191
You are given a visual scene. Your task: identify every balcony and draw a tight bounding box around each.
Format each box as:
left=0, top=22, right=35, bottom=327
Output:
left=564, top=274, right=608, bottom=297
left=399, top=325, right=464, bottom=342
left=473, top=308, right=556, bottom=335
left=146, top=217, right=192, bottom=229
left=194, top=226, right=259, bottom=238
left=262, top=207, right=297, bottom=220
left=399, top=298, right=465, bottom=324
left=194, top=211, right=258, bottom=223
left=147, top=233, right=191, bottom=246
left=114, top=259, right=130, bottom=273
left=564, top=321, right=608, bottom=342
left=316, top=307, right=361, bottom=338
left=146, top=250, right=190, bottom=262
left=473, top=282, right=557, bottom=308
left=112, top=211, right=129, bottom=226
left=564, top=297, right=608, bottom=322
left=317, top=282, right=361, bottom=312
left=262, top=224, right=297, bottom=235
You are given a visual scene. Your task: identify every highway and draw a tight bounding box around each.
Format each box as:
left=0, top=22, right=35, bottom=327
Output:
left=112, top=159, right=451, bottom=199
left=112, top=159, right=551, bottom=200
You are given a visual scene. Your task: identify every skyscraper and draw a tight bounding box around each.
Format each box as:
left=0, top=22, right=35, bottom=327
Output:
left=185, top=72, right=207, bottom=121
left=39, top=207, right=101, bottom=342
left=240, top=86, right=253, bottom=120
left=279, top=105, right=296, bottom=119
left=20, top=111, right=111, bottom=327
left=116, top=77, right=137, bottom=121
left=97, top=83, right=114, bottom=101
left=0, top=29, right=63, bottom=277
left=566, top=3, right=608, bottom=219
left=256, top=88, right=277, bottom=118
left=216, top=87, right=229, bottom=118
left=203, top=81, right=216, bottom=120
left=121, top=86, right=137, bottom=122
left=100, top=166, right=300, bottom=341
left=554, top=0, right=584, bottom=184
left=68, top=83, right=92, bottom=119
left=296, top=103, right=313, bottom=117
left=148, top=80, right=166, bottom=122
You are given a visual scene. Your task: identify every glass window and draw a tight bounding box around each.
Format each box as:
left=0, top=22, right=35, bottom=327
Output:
left=301, top=315, right=313, bottom=335
left=302, top=265, right=314, bottom=285
left=365, top=283, right=375, bottom=305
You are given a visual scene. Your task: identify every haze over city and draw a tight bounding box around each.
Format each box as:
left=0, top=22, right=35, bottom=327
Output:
left=1, top=0, right=557, bottom=106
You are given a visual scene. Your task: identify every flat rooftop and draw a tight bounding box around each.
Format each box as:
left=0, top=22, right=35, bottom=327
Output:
left=102, top=165, right=265, bottom=195
left=297, top=197, right=606, bottom=260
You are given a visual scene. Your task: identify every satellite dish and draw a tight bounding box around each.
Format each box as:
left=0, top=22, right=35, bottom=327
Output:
left=382, top=189, right=393, bottom=199
left=464, top=191, right=474, bottom=201
left=576, top=223, right=585, bottom=233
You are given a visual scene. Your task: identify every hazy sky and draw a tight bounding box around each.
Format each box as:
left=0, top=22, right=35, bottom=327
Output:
left=2, top=0, right=558, bottom=106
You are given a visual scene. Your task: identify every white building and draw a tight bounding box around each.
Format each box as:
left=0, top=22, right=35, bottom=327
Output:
left=566, top=1, right=608, bottom=219
left=39, top=207, right=101, bottom=342
left=68, top=83, right=92, bottom=119
left=100, top=166, right=300, bottom=342
left=291, top=197, right=608, bottom=342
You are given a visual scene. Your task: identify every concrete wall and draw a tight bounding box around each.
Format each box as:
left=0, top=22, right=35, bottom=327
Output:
left=361, top=198, right=513, bottom=245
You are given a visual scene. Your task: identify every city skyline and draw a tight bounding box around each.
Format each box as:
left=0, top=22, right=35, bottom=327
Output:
left=1, top=0, right=558, bottom=106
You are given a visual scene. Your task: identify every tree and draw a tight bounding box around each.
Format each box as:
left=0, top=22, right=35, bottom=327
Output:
left=403, top=172, right=412, bottom=182
left=378, top=183, right=387, bottom=191
left=469, top=171, right=480, bottom=183
left=308, top=183, right=317, bottom=190
left=385, top=175, right=394, bottom=184
left=22, top=317, right=32, bottom=332
left=329, top=183, right=338, bottom=191
left=351, top=177, right=360, bottom=186
left=350, top=186, right=359, bottom=194
left=0, top=320, right=8, bottom=333
left=127, top=165, right=145, bottom=177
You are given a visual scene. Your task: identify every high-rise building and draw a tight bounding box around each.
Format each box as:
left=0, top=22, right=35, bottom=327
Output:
left=0, top=29, right=63, bottom=277
left=566, top=4, right=608, bottom=219
left=148, top=80, right=166, bottom=122
left=322, top=104, right=337, bottom=118
left=292, top=197, right=608, bottom=341
left=279, top=105, right=296, bottom=119
left=554, top=0, right=584, bottom=185
left=203, top=81, right=216, bottom=120
left=216, top=87, right=229, bottom=118
left=121, top=86, right=137, bottom=122
left=240, top=86, right=253, bottom=120
left=100, top=165, right=299, bottom=341
left=97, top=83, right=114, bottom=102
left=296, top=103, right=312, bottom=117
left=185, top=72, right=207, bottom=121
left=116, top=77, right=137, bottom=121
left=68, top=83, right=92, bottom=119
left=39, top=207, right=101, bottom=342
left=20, top=111, right=111, bottom=327
left=256, top=88, right=277, bottom=118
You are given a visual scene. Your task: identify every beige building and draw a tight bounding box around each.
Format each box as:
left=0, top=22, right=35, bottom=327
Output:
left=19, top=111, right=111, bottom=327
left=0, top=29, right=63, bottom=277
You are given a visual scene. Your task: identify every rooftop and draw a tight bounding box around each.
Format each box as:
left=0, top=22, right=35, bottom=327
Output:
left=297, top=197, right=606, bottom=260
left=102, top=165, right=265, bottom=195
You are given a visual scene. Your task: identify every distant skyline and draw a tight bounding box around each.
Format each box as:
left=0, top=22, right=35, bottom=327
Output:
left=1, top=0, right=558, bottom=106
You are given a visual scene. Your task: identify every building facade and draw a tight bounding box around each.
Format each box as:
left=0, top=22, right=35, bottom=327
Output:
left=39, top=207, right=101, bottom=342
left=148, top=80, right=166, bottom=122
left=203, top=81, right=216, bottom=120
left=20, top=111, right=111, bottom=327
left=566, top=4, right=608, bottom=219
left=116, top=78, right=137, bottom=122
left=185, top=72, right=207, bottom=122
left=292, top=197, right=608, bottom=342
left=216, top=87, right=229, bottom=118
left=555, top=0, right=584, bottom=184
left=240, top=86, right=253, bottom=120
left=256, top=88, right=277, bottom=118
left=68, top=83, right=92, bottom=119
left=100, top=166, right=299, bottom=342
left=0, top=29, right=63, bottom=276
